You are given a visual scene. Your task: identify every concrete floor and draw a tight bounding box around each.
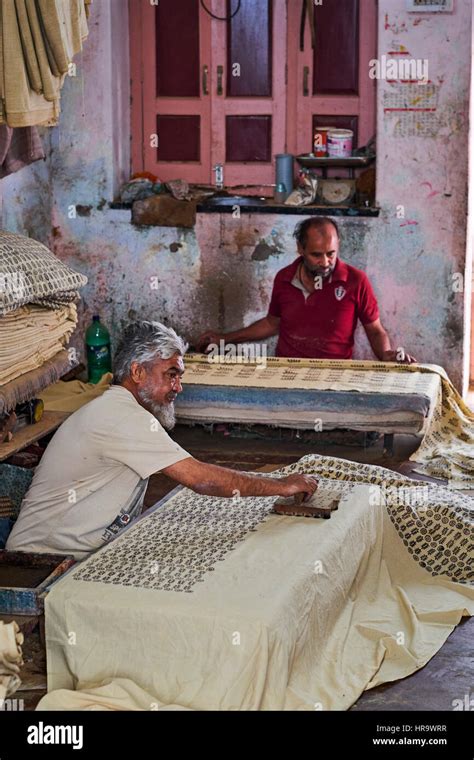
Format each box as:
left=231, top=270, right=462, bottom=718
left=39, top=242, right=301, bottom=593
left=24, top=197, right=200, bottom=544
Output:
left=9, top=424, right=474, bottom=711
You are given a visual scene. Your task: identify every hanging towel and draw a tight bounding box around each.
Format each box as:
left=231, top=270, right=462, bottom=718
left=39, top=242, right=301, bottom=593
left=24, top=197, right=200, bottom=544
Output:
left=1, top=0, right=60, bottom=126
left=14, top=0, right=43, bottom=93
left=0, top=124, right=45, bottom=177
left=0, top=0, right=89, bottom=127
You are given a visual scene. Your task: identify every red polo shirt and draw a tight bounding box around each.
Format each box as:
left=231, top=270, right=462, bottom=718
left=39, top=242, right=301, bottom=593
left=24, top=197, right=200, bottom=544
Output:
left=268, top=258, right=379, bottom=359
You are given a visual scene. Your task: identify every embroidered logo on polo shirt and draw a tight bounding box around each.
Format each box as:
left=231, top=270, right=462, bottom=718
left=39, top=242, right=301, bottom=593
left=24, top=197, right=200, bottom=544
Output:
left=334, top=286, right=346, bottom=301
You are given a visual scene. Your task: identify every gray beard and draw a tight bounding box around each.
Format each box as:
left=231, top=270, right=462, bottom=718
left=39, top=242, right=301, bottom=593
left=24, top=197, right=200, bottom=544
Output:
left=137, top=386, right=176, bottom=430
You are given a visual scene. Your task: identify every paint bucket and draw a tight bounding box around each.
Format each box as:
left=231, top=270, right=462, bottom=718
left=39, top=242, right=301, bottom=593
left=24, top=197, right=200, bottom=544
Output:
left=327, top=129, right=353, bottom=158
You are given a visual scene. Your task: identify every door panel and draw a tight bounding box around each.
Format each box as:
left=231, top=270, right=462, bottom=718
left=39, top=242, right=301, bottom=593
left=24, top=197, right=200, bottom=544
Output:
left=155, top=2, right=200, bottom=97
left=131, top=0, right=212, bottom=182
left=226, top=115, right=272, bottom=162
left=226, top=0, right=272, bottom=97
left=212, top=0, right=287, bottom=189
left=313, top=0, right=359, bottom=96
left=156, top=115, right=201, bottom=162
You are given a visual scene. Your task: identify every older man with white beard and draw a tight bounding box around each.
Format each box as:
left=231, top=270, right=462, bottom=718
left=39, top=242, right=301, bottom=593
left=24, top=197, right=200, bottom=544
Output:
left=7, top=321, right=317, bottom=559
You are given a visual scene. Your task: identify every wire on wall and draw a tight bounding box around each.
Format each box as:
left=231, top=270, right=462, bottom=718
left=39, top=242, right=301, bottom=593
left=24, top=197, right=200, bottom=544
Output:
left=199, top=0, right=241, bottom=21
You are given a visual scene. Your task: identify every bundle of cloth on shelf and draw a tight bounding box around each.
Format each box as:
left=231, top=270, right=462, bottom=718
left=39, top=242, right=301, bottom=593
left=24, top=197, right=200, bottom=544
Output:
left=0, top=303, right=77, bottom=385
left=0, top=1, right=91, bottom=177
left=0, top=0, right=90, bottom=128
left=0, top=229, right=87, bottom=413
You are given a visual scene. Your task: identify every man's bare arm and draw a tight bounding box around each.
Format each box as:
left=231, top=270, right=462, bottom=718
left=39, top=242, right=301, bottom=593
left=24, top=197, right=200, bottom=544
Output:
left=162, top=456, right=317, bottom=500
left=197, top=315, right=280, bottom=353
left=363, top=319, right=417, bottom=364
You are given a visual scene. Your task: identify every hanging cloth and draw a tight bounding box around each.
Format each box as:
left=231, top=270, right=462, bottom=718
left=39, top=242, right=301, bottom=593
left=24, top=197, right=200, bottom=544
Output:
left=0, top=0, right=89, bottom=127
left=300, top=0, right=316, bottom=51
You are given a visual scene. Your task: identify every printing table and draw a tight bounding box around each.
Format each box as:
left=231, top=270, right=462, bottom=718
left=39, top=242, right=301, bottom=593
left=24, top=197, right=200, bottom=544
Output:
left=176, top=356, right=441, bottom=455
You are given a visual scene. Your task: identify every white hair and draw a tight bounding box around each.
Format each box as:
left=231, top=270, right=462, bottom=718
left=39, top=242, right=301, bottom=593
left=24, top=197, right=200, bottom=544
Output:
left=113, top=320, right=188, bottom=383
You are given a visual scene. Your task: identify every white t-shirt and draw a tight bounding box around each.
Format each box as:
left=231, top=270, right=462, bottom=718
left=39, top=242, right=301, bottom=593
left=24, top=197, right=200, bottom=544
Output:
left=6, top=385, right=190, bottom=558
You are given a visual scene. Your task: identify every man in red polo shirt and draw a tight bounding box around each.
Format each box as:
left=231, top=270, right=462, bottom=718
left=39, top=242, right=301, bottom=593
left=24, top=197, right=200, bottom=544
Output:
left=197, top=217, right=416, bottom=363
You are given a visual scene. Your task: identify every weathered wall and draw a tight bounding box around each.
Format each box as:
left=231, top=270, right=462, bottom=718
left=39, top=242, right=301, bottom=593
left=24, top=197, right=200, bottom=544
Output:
left=0, top=0, right=471, bottom=390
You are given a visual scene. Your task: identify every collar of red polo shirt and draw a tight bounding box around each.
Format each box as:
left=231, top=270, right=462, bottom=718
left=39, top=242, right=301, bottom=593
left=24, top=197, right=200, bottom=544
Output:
left=285, top=256, right=349, bottom=286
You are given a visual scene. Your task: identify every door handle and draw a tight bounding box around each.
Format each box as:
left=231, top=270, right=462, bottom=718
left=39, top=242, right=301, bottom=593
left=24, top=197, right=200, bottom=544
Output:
left=217, top=65, right=224, bottom=96
left=202, top=65, right=209, bottom=95
left=303, top=66, right=309, bottom=96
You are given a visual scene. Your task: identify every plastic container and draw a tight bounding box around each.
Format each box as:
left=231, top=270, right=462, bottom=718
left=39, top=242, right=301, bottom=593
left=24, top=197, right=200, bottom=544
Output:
left=275, top=154, right=294, bottom=195
left=274, top=183, right=287, bottom=203
left=86, top=315, right=112, bottom=384
left=327, top=129, right=353, bottom=158
left=313, top=127, right=332, bottom=156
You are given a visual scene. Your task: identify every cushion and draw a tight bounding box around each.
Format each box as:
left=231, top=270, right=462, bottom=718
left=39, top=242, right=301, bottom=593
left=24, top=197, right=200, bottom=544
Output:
left=0, top=230, right=87, bottom=316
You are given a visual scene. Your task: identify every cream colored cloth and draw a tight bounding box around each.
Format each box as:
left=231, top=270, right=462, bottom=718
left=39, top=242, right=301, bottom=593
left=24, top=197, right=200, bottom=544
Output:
left=37, top=0, right=88, bottom=75
left=38, top=679, right=192, bottom=711
left=7, top=385, right=190, bottom=558
left=0, top=621, right=24, bottom=701
left=41, top=456, right=473, bottom=711
left=184, top=354, right=440, bottom=395
left=0, top=0, right=88, bottom=126
left=0, top=303, right=77, bottom=385
left=1, top=0, right=59, bottom=126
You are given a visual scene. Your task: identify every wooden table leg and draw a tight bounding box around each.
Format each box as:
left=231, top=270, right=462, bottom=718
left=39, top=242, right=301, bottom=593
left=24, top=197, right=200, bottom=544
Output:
left=383, top=433, right=395, bottom=457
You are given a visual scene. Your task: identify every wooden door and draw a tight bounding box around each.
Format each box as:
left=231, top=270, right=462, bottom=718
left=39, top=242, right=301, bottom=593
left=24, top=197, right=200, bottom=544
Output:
left=130, top=0, right=212, bottom=182
left=210, top=0, right=287, bottom=189
left=287, top=0, right=377, bottom=158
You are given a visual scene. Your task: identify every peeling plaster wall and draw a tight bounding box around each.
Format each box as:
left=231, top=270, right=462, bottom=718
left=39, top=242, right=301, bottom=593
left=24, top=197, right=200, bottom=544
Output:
left=0, top=0, right=471, bottom=390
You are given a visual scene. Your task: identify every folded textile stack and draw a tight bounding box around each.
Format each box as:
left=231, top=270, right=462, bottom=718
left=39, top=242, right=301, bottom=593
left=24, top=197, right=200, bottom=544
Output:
left=0, top=0, right=90, bottom=128
left=0, top=229, right=87, bottom=414
left=0, top=304, right=77, bottom=385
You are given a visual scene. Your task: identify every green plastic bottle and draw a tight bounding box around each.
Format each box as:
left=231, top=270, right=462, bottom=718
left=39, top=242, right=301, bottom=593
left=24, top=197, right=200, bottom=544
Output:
left=86, top=315, right=112, bottom=383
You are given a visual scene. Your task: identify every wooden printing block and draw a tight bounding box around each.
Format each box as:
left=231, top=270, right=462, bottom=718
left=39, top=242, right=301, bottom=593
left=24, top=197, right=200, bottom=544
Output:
left=272, top=490, right=339, bottom=519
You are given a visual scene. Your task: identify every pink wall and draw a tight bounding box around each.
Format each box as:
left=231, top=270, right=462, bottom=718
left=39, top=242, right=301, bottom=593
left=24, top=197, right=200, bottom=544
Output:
left=0, top=0, right=472, bottom=391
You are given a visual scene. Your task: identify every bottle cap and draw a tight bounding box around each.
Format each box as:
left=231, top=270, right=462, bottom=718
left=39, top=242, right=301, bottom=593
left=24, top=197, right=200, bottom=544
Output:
left=92, top=315, right=100, bottom=322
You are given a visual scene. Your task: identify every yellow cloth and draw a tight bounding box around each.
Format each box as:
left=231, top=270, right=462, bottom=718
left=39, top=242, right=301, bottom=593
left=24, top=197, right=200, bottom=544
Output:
left=39, top=371, right=113, bottom=412
left=0, top=0, right=88, bottom=126
left=37, top=0, right=88, bottom=75
left=0, top=621, right=24, bottom=701
left=1, top=0, right=59, bottom=126
left=0, top=303, right=77, bottom=385
left=14, top=0, right=43, bottom=93
left=41, top=457, right=473, bottom=711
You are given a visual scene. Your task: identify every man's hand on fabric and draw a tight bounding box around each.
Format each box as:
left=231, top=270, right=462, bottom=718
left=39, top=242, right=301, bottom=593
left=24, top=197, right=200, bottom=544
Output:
left=279, top=474, right=319, bottom=502
left=196, top=331, right=224, bottom=353
left=381, top=349, right=417, bottom=364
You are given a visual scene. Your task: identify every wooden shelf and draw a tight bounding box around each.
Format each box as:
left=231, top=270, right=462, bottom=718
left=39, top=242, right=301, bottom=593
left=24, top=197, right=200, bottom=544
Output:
left=0, top=411, right=69, bottom=462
